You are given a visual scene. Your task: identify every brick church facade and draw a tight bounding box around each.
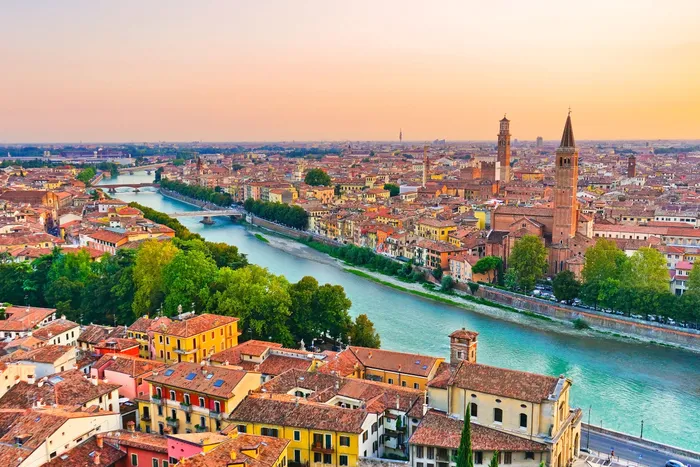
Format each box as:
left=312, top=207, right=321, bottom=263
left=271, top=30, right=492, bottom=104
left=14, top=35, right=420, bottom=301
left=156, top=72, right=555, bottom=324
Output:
left=486, top=113, right=594, bottom=277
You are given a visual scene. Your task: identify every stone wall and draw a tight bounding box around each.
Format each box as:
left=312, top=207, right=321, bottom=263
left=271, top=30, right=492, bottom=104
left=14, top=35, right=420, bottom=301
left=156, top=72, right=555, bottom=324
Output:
left=248, top=215, right=340, bottom=247
left=478, top=286, right=700, bottom=351
left=583, top=424, right=700, bottom=460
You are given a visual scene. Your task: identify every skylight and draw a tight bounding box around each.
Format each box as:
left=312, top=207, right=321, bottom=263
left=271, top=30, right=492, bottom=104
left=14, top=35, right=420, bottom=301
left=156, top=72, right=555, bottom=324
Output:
left=213, top=379, right=225, bottom=387
left=164, top=369, right=175, bottom=377
left=185, top=372, right=196, bottom=381
left=206, top=373, right=214, bottom=379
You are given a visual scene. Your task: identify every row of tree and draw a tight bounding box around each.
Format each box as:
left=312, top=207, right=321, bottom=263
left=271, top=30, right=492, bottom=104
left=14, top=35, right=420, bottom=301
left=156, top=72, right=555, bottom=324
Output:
left=160, top=178, right=233, bottom=206
left=493, top=235, right=700, bottom=325
left=0, top=238, right=380, bottom=349
left=304, top=168, right=332, bottom=186
left=243, top=198, right=309, bottom=230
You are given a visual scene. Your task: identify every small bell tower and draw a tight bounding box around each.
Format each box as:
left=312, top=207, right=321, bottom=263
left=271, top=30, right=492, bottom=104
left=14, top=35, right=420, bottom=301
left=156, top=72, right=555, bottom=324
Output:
left=449, top=328, right=478, bottom=364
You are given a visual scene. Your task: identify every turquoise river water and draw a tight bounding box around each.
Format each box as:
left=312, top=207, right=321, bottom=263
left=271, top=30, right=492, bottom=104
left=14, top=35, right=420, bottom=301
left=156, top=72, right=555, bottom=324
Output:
left=101, top=173, right=700, bottom=451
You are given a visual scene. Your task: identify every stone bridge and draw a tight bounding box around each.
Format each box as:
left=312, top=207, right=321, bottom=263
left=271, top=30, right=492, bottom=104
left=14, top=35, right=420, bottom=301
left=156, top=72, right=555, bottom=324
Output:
left=97, top=183, right=159, bottom=193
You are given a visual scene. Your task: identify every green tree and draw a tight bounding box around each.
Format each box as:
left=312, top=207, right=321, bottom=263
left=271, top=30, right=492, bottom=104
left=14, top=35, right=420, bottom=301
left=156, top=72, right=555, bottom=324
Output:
left=628, top=247, right=670, bottom=293
left=468, top=282, right=480, bottom=295
left=132, top=240, right=179, bottom=316
left=688, top=262, right=700, bottom=297
left=507, top=235, right=548, bottom=293
left=314, top=284, right=353, bottom=342
left=552, top=270, right=581, bottom=304
left=488, top=451, right=499, bottom=467
left=304, top=168, right=332, bottom=186
left=349, top=314, right=381, bottom=348
left=0, top=262, right=31, bottom=305
left=162, top=249, right=218, bottom=314
left=288, top=276, right=320, bottom=344
left=455, top=405, right=473, bottom=467
left=76, top=167, right=97, bottom=185
left=383, top=183, right=400, bottom=197
left=432, top=266, right=443, bottom=280
left=472, top=256, right=503, bottom=284
left=582, top=239, right=628, bottom=286
left=209, top=265, right=294, bottom=346
left=441, top=275, right=454, bottom=292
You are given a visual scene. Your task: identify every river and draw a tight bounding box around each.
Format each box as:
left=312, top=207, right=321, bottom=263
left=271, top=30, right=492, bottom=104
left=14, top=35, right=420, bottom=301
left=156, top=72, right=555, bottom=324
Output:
left=100, top=173, right=700, bottom=452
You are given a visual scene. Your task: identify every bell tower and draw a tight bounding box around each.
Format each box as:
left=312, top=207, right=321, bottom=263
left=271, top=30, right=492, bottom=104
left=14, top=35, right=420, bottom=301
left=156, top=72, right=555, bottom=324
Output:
left=552, top=111, right=579, bottom=246
left=497, top=115, right=511, bottom=182
left=449, top=328, right=478, bottom=364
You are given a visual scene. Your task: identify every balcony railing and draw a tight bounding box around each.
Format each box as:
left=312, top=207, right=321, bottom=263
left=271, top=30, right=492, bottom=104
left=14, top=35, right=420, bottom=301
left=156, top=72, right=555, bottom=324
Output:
left=141, top=413, right=151, bottom=422
left=194, top=424, right=207, bottom=433
left=311, top=443, right=334, bottom=454
left=209, top=409, right=224, bottom=420
left=174, top=348, right=197, bottom=355
left=151, top=396, right=163, bottom=405
left=180, top=402, right=192, bottom=412
left=166, top=418, right=179, bottom=428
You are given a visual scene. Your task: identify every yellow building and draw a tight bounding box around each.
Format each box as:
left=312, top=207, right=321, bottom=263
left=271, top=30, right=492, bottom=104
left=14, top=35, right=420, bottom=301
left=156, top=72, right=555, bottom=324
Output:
left=337, top=346, right=444, bottom=391
left=415, top=218, right=457, bottom=242
left=229, top=393, right=369, bottom=467
left=139, top=362, right=261, bottom=436
left=177, top=429, right=290, bottom=467
left=151, top=313, right=240, bottom=364
left=425, top=330, right=582, bottom=467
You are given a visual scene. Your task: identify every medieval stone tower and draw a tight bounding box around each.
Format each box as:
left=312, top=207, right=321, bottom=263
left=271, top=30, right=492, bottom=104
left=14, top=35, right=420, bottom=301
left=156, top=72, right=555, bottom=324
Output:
left=552, top=112, right=579, bottom=248
left=497, top=115, right=511, bottom=182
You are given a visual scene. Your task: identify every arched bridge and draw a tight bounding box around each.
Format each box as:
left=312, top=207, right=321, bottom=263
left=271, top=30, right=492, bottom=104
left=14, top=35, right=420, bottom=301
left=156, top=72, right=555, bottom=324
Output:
left=169, top=209, right=245, bottom=224
left=97, top=183, right=159, bottom=193
left=117, top=163, right=168, bottom=174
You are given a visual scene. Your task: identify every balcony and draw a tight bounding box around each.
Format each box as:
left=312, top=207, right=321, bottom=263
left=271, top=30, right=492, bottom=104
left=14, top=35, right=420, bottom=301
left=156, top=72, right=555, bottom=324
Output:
left=180, top=402, right=192, bottom=412
left=174, top=348, right=197, bottom=355
left=311, top=443, right=334, bottom=454
left=141, top=413, right=151, bottom=422
left=151, top=396, right=163, bottom=405
left=166, top=417, right=179, bottom=428
left=209, top=410, right=224, bottom=420
left=194, top=424, right=207, bottom=433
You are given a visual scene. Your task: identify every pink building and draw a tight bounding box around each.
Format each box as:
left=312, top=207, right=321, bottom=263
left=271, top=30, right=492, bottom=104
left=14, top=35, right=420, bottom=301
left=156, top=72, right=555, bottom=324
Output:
left=167, top=432, right=230, bottom=465
left=91, top=354, right=166, bottom=400
left=100, top=429, right=169, bottom=467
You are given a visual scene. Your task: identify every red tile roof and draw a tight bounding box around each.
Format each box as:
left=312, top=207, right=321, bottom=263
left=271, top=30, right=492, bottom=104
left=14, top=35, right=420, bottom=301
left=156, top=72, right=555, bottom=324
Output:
left=349, top=346, right=441, bottom=377
left=178, top=433, right=289, bottom=467
left=146, top=362, right=252, bottom=399
left=153, top=313, right=238, bottom=338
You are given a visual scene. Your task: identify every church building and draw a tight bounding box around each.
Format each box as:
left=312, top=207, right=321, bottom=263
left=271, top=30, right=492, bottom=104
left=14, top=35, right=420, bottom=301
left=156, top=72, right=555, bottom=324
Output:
left=486, top=113, right=594, bottom=277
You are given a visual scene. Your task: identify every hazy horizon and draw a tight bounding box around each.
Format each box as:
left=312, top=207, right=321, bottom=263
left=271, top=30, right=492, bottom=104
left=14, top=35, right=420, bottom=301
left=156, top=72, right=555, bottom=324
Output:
left=2, top=1, right=699, bottom=143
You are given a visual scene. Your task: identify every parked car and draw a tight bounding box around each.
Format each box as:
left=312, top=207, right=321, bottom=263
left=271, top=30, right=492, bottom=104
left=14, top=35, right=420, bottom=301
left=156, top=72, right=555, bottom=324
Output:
left=665, top=460, right=687, bottom=467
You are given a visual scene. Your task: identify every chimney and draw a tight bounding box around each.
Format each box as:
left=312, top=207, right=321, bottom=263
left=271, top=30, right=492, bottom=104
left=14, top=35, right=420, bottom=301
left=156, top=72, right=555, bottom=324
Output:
left=396, top=393, right=400, bottom=410
left=91, top=377, right=98, bottom=386
left=27, top=375, right=35, bottom=385
left=96, top=435, right=103, bottom=448
left=93, top=452, right=101, bottom=465
left=127, top=421, right=136, bottom=432
left=368, top=352, right=372, bottom=359
left=422, top=403, right=429, bottom=416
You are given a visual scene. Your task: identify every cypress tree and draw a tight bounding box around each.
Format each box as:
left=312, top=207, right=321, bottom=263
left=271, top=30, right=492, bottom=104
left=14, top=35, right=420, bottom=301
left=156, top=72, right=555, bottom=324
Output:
left=489, top=451, right=499, bottom=467
left=456, top=406, right=473, bottom=467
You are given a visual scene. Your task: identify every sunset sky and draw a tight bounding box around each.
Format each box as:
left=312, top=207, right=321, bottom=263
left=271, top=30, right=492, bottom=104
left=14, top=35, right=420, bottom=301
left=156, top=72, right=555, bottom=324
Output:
left=2, top=1, right=699, bottom=143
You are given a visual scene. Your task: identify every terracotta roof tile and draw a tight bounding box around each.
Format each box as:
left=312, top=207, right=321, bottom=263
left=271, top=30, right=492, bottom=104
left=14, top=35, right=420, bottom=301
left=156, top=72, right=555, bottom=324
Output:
left=146, top=362, right=252, bottom=399
left=178, top=433, right=289, bottom=467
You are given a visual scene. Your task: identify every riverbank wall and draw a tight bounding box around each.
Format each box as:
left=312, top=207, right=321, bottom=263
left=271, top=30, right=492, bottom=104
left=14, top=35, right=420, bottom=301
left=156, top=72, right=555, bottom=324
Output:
left=583, top=423, right=700, bottom=461
left=158, top=188, right=225, bottom=210
left=478, top=287, right=700, bottom=351
left=248, top=216, right=340, bottom=247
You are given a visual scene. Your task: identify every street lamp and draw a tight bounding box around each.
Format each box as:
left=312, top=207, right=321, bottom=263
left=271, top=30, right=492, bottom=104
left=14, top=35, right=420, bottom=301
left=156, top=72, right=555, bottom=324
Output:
left=640, top=419, right=644, bottom=439
left=586, top=406, right=591, bottom=449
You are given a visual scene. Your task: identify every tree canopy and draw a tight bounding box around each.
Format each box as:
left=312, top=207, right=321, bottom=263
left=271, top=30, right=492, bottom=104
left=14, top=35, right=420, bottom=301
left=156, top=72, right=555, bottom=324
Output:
left=304, top=168, right=332, bottom=186
left=552, top=270, right=581, bottom=304
left=383, top=183, right=400, bottom=197
left=507, top=235, right=548, bottom=292
left=472, top=256, right=503, bottom=284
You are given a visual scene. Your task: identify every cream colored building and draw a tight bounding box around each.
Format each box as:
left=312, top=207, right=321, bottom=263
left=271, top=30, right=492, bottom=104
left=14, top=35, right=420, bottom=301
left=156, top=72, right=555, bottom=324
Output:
left=0, top=362, right=36, bottom=399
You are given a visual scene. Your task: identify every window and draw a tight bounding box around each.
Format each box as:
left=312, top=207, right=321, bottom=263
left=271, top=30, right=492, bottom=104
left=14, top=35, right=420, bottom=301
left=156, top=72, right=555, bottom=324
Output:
left=184, top=394, right=190, bottom=405
left=494, top=408, right=503, bottom=423
left=503, top=452, right=512, bottom=464
left=166, top=337, right=170, bottom=345
left=340, top=436, right=350, bottom=447
left=525, top=452, right=535, bottom=460
left=159, top=335, right=163, bottom=343
left=416, top=446, right=424, bottom=458
left=417, top=464, right=424, bottom=467
left=324, top=454, right=332, bottom=465
left=199, top=397, right=205, bottom=407
left=294, top=431, right=301, bottom=441
left=163, top=461, right=169, bottom=467
left=314, top=453, right=322, bottom=463
left=185, top=412, right=191, bottom=424
left=294, top=450, right=301, bottom=463
left=131, top=453, right=139, bottom=466
left=401, top=381, right=407, bottom=387
left=157, top=405, right=163, bottom=416
left=427, top=447, right=435, bottom=460
left=372, top=441, right=378, bottom=453
left=371, top=422, right=377, bottom=433
left=520, top=413, right=528, bottom=428
left=340, top=455, right=349, bottom=466
left=214, top=401, right=221, bottom=413
left=261, top=427, right=279, bottom=437
left=238, top=425, right=247, bottom=433
left=474, top=452, right=483, bottom=465
left=153, top=459, right=159, bottom=467
left=362, top=431, right=368, bottom=442
left=387, top=378, right=393, bottom=384
left=470, top=403, right=478, bottom=418
left=169, top=390, right=176, bottom=400
left=200, top=416, right=206, bottom=427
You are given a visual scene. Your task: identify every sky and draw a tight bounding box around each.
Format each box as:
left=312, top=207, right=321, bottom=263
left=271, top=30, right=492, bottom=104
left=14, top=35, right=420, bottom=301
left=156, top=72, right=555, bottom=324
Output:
left=2, top=1, right=700, bottom=143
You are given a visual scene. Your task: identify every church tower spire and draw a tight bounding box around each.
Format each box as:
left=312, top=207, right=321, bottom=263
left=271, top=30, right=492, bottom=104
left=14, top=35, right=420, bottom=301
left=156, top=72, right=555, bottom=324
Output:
left=552, top=112, right=579, bottom=249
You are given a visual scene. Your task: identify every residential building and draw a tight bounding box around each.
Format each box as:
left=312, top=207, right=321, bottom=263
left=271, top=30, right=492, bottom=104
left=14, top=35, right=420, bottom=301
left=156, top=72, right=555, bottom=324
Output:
left=415, top=219, right=457, bottom=242
left=8, top=345, right=77, bottom=378
left=100, top=429, right=170, bottom=467
left=151, top=313, right=240, bottom=364
left=140, top=362, right=261, bottom=436
left=176, top=430, right=289, bottom=467
left=31, top=318, right=80, bottom=346
left=0, top=362, right=36, bottom=399
left=91, top=354, right=166, bottom=399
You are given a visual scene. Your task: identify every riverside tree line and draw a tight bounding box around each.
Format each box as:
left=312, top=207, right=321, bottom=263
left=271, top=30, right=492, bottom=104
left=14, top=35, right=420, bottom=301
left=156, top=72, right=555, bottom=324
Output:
left=0, top=210, right=380, bottom=349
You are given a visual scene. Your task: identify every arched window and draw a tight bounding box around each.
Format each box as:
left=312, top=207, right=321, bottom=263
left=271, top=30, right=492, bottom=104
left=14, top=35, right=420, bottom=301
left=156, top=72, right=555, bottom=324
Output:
left=520, top=413, right=528, bottom=428
left=470, top=402, right=478, bottom=418
left=494, top=408, right=503, bottom=423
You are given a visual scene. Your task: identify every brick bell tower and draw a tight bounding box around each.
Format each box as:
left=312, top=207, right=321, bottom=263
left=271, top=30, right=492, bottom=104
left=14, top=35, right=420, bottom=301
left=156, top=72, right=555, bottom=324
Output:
left=449, top=328, right=478, bottom=364
left=551, top=111, right=579, bottom=274
left=497, top=115, right=511, bottom=182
